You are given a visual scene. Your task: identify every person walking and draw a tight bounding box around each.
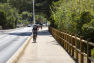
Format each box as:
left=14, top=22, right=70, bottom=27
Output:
left=40, top=24, right=42, bottom=30
left=32, top=25, right=38, bottom=42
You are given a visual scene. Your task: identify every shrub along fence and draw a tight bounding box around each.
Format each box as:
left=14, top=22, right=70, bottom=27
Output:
left=48, top=26, right=94, bottom=63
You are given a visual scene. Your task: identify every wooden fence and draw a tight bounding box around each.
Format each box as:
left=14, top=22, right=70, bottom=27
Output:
left=48, top=26, right=94, bottom=63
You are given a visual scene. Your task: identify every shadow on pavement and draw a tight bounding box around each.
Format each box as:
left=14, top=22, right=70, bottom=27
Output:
left=4, top=32, right=32, bottom=36
left=32, top=42, right=37, bottom=43
left=37, top=30, right=51, bottom=36
left=54, top=40, right=78, bottom=63
left=5, top=29, right=50, bottom=36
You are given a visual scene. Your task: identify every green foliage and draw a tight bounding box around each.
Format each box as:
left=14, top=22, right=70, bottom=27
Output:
left=22, top=20, right=29, bottom=25
left=9, top=15, right=16, bottom=29
left=17, top=20, right=22, bottom=24
left=50, top=0, right=94, bottom=41
left=25, top=22, right=29, bottom=25
left=7, top=0, right=33, bottom=13
left=77, top=11, right=93, bottom=35
left=35, top=15, right=48, bottom=24
left=7, top=0, right=59, bottom=24
left=35, top=0, right=59, bottom=22
left=0, top=0, right=55, bottom=28
left=82, top=25, right=94, bottom=39
left=21, top=11, right=32, bottom=20
left=19, top=11, right=32, bottom=25
left=0, top=0, right=7, bottom=3
left=91, top=48, right=94, bottom=59
left=49, top=0, right=94, bottom=57
left=0, top=3, right=20, bottom=29
left=81, top=18, right=94, bottom=40
left=0, top=10, right=7, bottom=28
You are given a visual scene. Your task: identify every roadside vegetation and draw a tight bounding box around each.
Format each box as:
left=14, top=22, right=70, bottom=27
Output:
left=0, top=0, right=33, bottom=29
left=50, top=0, right=94, bottom=58
left=35, top=15, right=48, bottom=24
left=50, top=0, right=94, bottom=39
left=0, top=0, right=50, bottom=29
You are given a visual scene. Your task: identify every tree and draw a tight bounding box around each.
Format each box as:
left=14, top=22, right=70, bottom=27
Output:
left=8, top=15, right=16, bottom=29
left=17, top=20, right=22, bottom=24
left=0, top=10, right=7, bottom=29
left=21, top=11, right=32, bottom=20
left=8, top=0, right=59, bottom=21
left=0, top=3, right=19, bottom=29
left=0, top=0, right=7, bottom=3
left=7, top=0, right=33, bottom=13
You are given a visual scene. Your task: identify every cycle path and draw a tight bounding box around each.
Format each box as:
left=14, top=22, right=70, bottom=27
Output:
left=17, top=27, right=76, bottom=63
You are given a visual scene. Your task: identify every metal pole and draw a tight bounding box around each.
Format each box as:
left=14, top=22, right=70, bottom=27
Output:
left=33, top=0, right=35, bottom=24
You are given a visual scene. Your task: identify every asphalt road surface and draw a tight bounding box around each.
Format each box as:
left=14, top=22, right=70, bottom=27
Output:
left=0, top=27, right=32, bottom=63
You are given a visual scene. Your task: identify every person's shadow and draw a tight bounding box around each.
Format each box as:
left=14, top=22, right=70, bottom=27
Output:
left=32, top=42, right=37, bottom=43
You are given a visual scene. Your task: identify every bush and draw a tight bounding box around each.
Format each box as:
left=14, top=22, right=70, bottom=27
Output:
left=50, top=0, right=94, bottom=41
left=17, top=20, right=22, bottom=24
left=82, top=18, right=94, bottom=42
left=76, top=11, right=93, bottom=35
left=82, top=26, right=94, bottom=39
left=91, top=48, right=94, bottom=59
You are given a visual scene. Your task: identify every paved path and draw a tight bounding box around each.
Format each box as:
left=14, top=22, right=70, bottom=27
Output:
left=17, top=27, right=76, bottom=63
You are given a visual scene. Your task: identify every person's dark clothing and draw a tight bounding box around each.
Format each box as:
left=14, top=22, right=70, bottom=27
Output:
left=40, top=24, right=42, bottom=29
left=33, top=28, right=37, bottom=35
left=33, top=28, right=37, bottom=31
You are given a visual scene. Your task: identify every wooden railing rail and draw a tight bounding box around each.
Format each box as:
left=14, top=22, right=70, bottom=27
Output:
left=48, top=26, right=94, bottom=63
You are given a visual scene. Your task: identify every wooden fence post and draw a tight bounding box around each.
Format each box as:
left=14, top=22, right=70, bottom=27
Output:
left=64, top=32, right=66, bottom=49
left=62, top=32, right=64, bottom=47
left=71, top=34, right=74, bottom=56
left=87, top=38, right=91, bottom=63
left=80, top=36, right=84, bottom=63
left=60, top=32, right=62, bottom=45
left=53, top=29, right=55, bottom=38
left=58, top=32, right=60, bottom=44
left=68, top=33, right=70, bottom=53
left=55, top=29, right=56, bottom=39
left=64, top=32, right=65, bottom=48
left=60, top=32, right=62, bottom=46
left=53, top=28, right=54, bottom=36
left=51, top=28, right=53, bottom=36
left=75, top=34, right=78, bottom=61
left=67, top=33, right=69, bottom=52
left=53, top=28, right=54, bottom=37
left=57, top=30, right=58, bottom=41
left=58, top=31, right=59, bottom=43
left=55, top=30, right=57, bottom=40
left=67, top=33, right=69, bottom=51
left=69, top=33, right=71, bottom=54
left=57, top=31, right=59, bottom=42
left=60, top=31, right=61, bottom=43
left=66, top=32, right=68, bottom=51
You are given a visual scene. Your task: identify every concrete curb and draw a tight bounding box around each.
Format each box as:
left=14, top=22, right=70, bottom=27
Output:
left=6, top=34, right=33, bottom=63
